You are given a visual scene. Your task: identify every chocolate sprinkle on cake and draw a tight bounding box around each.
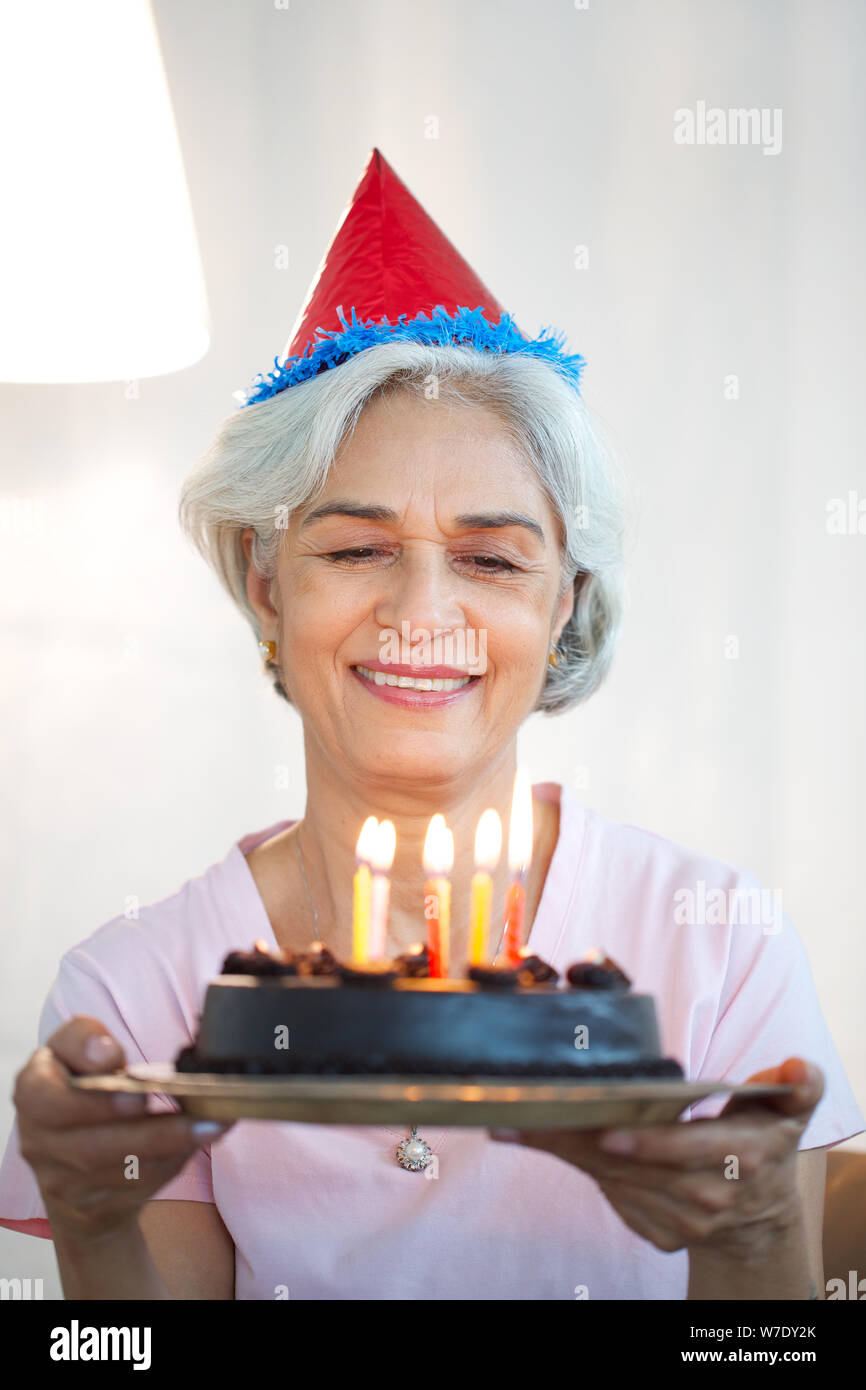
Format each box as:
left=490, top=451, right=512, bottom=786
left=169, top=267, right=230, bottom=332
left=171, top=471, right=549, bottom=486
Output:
left=467, top=964, right=521, bottom=988
left=221, top=949, right=298, bottom=978
left=566, top=956, right=631, bottom=991
left=515, top=954, right=560, bottom=986
left=393, top=943, right=432, bottom=978
left=295, top=944, right=340, bottom=976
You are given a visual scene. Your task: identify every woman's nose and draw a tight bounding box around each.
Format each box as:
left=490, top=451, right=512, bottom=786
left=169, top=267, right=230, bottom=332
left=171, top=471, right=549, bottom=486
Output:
left=373, top=545, right=467, bottom=637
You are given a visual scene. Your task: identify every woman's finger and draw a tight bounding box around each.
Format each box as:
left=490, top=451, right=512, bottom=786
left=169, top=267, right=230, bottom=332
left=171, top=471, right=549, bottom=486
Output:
left=15, top=1046, right=155, bottom=1131
left=491, top=1112, right=799, bottom=1174
left=39, top=1147, right=199, bottom=1207
left=591, top=1108, right=807, bottom=1170
left=721, top=1058, right=824, bottom=1121
left=602, top=1178, right=720, bottom=1249
left=597, top=1183, right=684, bottom=1253
left=26, top=1111, right=228, bottom=1177
left=43, top=1018, right=128, bottom=1075
left=582, top=1152, right=758, bottom=1203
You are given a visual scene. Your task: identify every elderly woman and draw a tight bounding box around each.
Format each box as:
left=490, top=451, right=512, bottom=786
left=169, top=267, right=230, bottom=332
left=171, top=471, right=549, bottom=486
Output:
left=1, top=153, right=862, bottom=1301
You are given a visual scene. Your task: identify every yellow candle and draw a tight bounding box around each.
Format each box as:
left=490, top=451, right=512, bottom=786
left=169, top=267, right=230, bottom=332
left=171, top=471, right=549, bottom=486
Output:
left=468, top=872, right=493, bottom=965
left=352, top=863, right=371, bottom=962
left=469, top=808, right=502, bottom=964
left=352, top=816, right=378, bottom=962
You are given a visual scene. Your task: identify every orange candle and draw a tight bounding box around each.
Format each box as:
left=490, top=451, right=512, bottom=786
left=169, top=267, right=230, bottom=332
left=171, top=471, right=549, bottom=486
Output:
left=352, top=816, right=378, bottom=962
left=503, top=879, right=526, bottom=964
left=367, top=820, right=396, bottom=960
left=423, top=813, right=454, bottom=978
left=503, top=767, right=533, bottom=964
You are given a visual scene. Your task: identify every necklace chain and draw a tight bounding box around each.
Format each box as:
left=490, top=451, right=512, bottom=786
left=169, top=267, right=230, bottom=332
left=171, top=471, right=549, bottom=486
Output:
left=295, top=830, right=320, bottom=938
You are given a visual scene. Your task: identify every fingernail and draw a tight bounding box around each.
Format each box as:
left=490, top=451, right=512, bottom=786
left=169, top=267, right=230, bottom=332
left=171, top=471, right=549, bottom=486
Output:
left=600, top=1130, right=636, bottom=1153
left=84, top=1035, right=118, bottom=1065
left=192, top=1121, right=227, bottom=1138
left=489, top=1127, right=521, bottom=1143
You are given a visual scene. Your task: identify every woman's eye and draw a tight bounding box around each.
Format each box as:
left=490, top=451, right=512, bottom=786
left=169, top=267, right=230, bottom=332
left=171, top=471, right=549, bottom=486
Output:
left=460, top=554, right=517, bottom=573
left=324, top=548, right=517, bottom=573
left=325, top=547, right=387, bottom=564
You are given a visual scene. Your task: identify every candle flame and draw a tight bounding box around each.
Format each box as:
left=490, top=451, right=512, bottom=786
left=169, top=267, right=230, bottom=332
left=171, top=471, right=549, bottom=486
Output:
left=474, top=808, right=502, bottom=871
left=356, top=815, right=379, bottom=861
left=423, top=813, right=454, bottom=875
left=370, top=819, right=396, bottom=872
left=442, top=827, right=454, bottom=875
left=507, top=766, right=534, bottom=873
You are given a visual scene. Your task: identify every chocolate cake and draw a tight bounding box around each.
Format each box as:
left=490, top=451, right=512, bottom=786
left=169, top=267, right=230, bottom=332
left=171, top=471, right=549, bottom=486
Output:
left=175, top=944, right=684, bottom=1081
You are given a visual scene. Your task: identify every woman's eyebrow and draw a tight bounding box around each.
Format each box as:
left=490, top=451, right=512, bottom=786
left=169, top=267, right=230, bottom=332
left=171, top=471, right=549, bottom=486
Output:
left=300, top=500, right=545, bottom=543
left=453, top=510, right=546, bottom=544
left=300, top=500, right=396, bottom=529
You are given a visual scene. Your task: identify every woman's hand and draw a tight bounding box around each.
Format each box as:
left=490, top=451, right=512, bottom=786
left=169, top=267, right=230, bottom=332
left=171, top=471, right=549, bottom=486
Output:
left=14, top=1015, right=234, bottom=1250
left=490, top=1058, right=823, bottom=1269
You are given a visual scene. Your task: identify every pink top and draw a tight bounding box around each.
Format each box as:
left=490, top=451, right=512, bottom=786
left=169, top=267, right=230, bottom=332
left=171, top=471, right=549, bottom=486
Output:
left=1, top=783, right=862, bottom=1300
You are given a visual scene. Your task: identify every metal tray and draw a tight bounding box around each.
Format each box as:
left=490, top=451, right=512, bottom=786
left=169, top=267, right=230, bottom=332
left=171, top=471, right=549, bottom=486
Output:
left=69, top=1064, right=795, bottom=1128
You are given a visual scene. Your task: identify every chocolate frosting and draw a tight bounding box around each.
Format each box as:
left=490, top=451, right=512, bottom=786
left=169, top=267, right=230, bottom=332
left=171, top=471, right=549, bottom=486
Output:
left=336, top=961, right=401, bottom=986
left=186, top=943, right=682, bottom=1082
left=183, top=975, right=679, bottom=1078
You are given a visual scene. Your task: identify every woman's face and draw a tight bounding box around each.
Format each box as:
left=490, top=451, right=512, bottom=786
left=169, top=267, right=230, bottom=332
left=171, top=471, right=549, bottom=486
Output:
left=247, top=389, right=574, bottom=790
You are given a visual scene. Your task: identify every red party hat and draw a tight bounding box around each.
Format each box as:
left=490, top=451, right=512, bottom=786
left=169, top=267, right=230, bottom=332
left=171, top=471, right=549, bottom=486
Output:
left=241, top=149, right=585, bottom=406
left=283, top=148, right=508, bottom=362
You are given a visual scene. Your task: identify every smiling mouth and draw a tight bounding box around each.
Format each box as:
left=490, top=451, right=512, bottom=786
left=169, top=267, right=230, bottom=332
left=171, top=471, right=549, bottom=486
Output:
left=352, top=663, right=477, bottom=692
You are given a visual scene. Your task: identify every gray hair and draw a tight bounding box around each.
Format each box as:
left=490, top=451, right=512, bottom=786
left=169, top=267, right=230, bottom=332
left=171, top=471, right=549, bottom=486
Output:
left=178, top=341, right=627, bottom=714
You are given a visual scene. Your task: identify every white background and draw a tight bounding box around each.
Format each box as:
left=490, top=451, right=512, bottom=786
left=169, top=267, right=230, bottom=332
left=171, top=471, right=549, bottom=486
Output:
left=1, top=0, right=863, bottom=1294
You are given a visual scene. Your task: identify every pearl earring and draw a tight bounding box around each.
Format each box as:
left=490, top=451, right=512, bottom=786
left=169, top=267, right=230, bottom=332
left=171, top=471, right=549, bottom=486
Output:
left=259, top=639, right=276, bottom=662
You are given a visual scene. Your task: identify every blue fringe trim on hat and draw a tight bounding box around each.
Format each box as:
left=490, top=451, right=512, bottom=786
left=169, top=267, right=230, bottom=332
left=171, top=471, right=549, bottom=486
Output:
left=238, top=304, right=585, bottom=406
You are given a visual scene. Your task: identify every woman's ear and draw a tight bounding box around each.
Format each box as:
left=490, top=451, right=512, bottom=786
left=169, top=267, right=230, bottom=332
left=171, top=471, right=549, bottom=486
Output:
left=242, top=527, right=279, bottom=633
left=552, top=573, right=577, bottom=646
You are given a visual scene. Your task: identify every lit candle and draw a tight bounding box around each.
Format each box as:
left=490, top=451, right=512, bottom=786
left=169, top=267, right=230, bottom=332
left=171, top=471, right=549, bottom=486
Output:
left=469, top=809, right=502, bottom=964
left=352, top=816, right=378, bottom=962
left=503, top=767, right=533, bottom=964
left=423, top=813, right=454, bottom=978
left=367, top=820, right=396, bottom=960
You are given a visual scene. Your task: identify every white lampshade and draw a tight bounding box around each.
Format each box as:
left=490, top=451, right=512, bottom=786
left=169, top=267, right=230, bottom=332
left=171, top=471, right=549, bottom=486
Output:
left=0, top=0, right=210, bottom=383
